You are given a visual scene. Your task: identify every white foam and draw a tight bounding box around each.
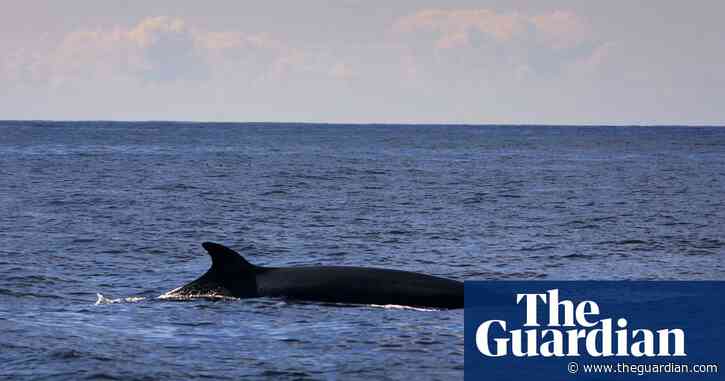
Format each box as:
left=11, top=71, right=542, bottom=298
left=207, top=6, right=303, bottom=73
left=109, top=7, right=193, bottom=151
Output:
left=157, top=287, right=237, bottom=301
left=94, top=293, right=146, bottom=305
left=96, top=291, right=437, bottom=310
left=367, top=304, right=439, bottom=312
left=157, top=286, right=183, bottom=299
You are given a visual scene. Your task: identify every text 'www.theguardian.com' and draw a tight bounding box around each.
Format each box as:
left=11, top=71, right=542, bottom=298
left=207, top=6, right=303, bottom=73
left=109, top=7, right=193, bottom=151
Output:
left=568, top=361, right=719, bottom=377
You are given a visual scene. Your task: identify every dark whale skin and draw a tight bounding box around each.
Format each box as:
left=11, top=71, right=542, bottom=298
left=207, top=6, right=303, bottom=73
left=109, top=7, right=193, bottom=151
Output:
left=169, top=242, right=463, bottom=309
left=257, top=266, right=463, bottom=308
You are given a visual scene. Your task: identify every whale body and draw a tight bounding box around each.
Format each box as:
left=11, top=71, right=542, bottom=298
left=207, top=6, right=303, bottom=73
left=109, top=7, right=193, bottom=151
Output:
left=164, top=242, right=463, bottom=309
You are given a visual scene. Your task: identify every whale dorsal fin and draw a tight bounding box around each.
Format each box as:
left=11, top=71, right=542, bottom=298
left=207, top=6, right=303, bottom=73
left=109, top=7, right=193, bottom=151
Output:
left=161, top=242, right=258, bottom=299
left=202, top=242, right=255, bottom=272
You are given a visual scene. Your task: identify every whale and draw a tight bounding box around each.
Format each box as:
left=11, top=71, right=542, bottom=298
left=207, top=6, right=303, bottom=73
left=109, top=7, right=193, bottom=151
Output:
left=162, top=242, right=463, bottom=309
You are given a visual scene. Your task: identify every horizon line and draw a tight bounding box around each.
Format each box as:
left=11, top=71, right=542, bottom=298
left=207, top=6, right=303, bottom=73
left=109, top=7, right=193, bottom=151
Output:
left=1, top=119, right=724, bottom=128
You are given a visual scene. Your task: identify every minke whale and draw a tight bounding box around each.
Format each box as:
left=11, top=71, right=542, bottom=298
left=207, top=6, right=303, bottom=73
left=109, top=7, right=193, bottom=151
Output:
left=162, top=242, right=463, bottom=309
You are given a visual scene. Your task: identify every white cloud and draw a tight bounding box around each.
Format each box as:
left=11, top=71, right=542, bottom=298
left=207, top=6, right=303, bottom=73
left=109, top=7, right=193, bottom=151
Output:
left=393, top=8, right=591, bottom=49
left=392, top=8, right=602, bottom=80
left=329, top=62, right=354, bottom=80
left=393, top=9, right=528, bottom=48
left=2, top=11, right=602, bottom=94
left=531, top=10, right=591, bottom=50
left=2, top=16, right=303, bottom=89
left=2, top=4, right=722, bottom=124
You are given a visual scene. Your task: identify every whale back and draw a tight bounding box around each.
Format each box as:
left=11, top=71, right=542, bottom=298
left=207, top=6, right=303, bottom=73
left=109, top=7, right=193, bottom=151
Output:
left=164, top=242, right=463, bottom=308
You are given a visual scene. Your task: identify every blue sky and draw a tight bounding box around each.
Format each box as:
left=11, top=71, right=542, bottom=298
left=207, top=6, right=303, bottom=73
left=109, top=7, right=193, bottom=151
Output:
left=1, top=1, right=724, bottom=124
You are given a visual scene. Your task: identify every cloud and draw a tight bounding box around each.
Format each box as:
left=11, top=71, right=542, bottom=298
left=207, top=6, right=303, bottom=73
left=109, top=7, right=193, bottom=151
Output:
left=566, top=41, right=618, bottom=77
left=394, top=9, right=527, bottom=49
left=1, top=47, right=48, bottom=85
left=392, top=8, right=601, bottom=80
left=2, top=11, right=602, bottom=94
left=2, top=16, right=301, bottom=89
left=329, top=62, right=354, bottom=80
left=531, top=11, right=592, bottom=50
left=394, top=8, right=591, bottom=50
left=126, top=16, right=207, bottom=81
left=44, top=17, right=208, bottom=85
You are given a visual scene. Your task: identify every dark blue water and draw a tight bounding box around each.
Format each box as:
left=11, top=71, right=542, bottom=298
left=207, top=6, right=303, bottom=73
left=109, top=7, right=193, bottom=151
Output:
left=1, top=122, right=723, bottom=380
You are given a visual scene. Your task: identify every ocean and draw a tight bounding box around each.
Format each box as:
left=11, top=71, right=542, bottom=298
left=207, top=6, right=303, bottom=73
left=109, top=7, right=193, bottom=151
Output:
left=1, top=122, right=723, bottom=380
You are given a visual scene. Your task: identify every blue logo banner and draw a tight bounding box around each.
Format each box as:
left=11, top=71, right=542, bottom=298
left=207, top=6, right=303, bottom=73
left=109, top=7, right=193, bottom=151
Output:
left=464, top=282, right=723, bottom=380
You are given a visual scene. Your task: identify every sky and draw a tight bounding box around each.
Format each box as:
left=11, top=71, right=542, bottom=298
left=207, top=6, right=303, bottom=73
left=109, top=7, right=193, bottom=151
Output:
left=1, top=1, right=724, bottom=125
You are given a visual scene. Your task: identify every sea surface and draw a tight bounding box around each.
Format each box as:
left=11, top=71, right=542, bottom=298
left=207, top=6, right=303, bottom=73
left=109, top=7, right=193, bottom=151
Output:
left=1, top=122, right=724, bottom=380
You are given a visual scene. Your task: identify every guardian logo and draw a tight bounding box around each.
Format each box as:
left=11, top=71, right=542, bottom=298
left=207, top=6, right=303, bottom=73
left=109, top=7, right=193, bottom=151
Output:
left=475, top=289, right=686, bottom=357
left=465, top=282, right=723, bottom=380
